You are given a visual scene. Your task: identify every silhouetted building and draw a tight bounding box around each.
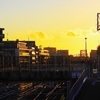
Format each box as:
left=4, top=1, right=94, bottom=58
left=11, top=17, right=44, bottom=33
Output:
left=0, top=28, right=4, bottom=55
left=56, top=50, right=69, bottom=56
left=3, top=40, right=37, bottom=67
left=19, top=40, right=36, bottom=64
left=44, top=47, right=57, bottom=64
left=39, top=49, right=50, bottom=64
left=90, top=50, right=97, bottom=60
left=44, top=47, right=56, bottom=55
left=3, top=41, right=29, bottom=67
left=80, top=50, right=86, bottom=57
left=0, top=28, right=5, bottom=68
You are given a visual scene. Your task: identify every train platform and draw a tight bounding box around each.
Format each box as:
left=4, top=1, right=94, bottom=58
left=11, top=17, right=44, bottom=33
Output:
left=74, top=77, right=100, bottom=100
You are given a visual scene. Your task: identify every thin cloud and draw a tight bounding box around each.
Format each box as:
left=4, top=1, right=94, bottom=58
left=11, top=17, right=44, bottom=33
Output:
left=60, top=27, right=98, bottom=38
left=37, top=32, right=45, bottom=38
left=67, top=31, right=75, bottom=36
left=29, top=31, right=54, bottom=40
left=27, top=27, right=99, bottom=41
left=29, top=31, right=45, bottom=39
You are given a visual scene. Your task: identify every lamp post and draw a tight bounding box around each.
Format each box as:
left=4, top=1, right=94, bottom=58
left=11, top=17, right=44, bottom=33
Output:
left=85, top=37, right=88, bottom=74
left=85, top=37, right=87, bottom=58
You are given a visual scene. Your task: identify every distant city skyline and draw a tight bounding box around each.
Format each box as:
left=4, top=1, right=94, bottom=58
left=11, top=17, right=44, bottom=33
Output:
left=1, top=0, right=100, bottom=55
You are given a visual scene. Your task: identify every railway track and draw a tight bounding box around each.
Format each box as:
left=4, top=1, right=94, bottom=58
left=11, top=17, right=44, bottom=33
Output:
left=0, top=81, right=67, bottom=100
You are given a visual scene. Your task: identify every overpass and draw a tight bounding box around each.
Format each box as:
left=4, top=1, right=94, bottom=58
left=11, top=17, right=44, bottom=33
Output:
left=0, top=64, right=85, bottom=81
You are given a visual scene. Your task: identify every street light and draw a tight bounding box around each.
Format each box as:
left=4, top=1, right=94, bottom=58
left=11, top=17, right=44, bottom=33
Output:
left=85, top=37, right=88, bottom=74
left=85, top=37, right=87, bottom=59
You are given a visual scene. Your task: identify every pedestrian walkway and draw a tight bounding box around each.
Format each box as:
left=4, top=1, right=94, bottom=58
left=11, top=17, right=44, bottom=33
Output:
left=74, top=77, right=100, bottom=100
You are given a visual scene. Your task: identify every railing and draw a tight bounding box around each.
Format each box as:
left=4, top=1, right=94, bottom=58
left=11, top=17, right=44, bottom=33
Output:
left=67, top=68, right=89, bottom=100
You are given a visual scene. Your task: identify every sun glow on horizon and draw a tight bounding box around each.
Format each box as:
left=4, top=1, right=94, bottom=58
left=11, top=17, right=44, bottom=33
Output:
left=1, top=0, right=100, bottom=55
left=3, top=27, right=100, bottom=55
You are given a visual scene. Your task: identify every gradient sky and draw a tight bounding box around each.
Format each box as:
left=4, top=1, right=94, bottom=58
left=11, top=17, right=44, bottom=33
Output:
left=0, top=0, right=100, bottom=55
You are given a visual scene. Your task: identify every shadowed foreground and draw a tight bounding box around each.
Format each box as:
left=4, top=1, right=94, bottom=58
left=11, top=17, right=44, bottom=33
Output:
left=75, top=78, right=100, bottom=100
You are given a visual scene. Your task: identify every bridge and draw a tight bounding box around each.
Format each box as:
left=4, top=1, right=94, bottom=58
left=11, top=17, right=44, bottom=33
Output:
left=0, top=64, right=85, bottom=81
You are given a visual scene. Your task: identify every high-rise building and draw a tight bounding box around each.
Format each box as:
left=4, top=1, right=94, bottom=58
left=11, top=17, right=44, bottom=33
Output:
left=0, top=28, right=4, bottom=55
left=0, top=28, right=5, bottom=68
left=3, top=40, right=37, bottom=67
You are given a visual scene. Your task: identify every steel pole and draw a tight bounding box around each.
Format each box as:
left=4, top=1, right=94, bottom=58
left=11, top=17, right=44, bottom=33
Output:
left=85, top=37, right=88, bottom=75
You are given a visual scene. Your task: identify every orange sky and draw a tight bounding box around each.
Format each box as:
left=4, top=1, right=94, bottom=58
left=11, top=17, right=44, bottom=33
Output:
left=1, top=0, right=100, bottom=55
